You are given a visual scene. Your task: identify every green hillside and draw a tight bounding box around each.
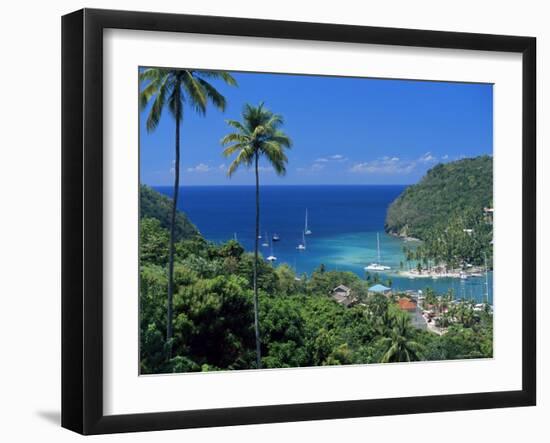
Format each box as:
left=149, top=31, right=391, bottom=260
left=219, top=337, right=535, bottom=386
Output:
left=385, top=156, right=493, bottom=240
left=140, top=185, right=200, bottom=241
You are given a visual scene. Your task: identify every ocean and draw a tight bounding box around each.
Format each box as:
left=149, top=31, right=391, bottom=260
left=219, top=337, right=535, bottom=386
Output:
left=154, top=185, right=493, bottom=304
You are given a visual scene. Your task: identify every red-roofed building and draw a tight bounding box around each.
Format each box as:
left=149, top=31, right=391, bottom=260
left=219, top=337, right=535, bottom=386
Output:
left=396, top=297, right=417, bottom=312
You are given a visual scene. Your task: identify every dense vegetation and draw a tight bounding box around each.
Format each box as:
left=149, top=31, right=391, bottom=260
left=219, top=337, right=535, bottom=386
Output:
left=385, top=156, right=492, bottom=240
left=140, top=189, right=493, bottom=374
left=402, top=207, right=493, bottom=272
left=140, top=185, right=200, bottom=241
left=386, top=156, right=493, bottom=269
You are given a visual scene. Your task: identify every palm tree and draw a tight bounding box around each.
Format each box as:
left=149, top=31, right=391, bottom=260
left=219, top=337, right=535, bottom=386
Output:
left=379, top=314, right=424, bottom=363
left=221, top=102, right=292, bottom=368
left=139, top=68, right=236, bottom=352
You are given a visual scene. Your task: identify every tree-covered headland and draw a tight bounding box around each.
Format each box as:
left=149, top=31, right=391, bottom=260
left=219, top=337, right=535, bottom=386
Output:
left=385, top=156, right=493, bottom=273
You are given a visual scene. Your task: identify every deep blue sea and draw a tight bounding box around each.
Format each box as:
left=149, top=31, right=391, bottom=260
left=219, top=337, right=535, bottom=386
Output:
left=154, top=185, right=493, bottom=304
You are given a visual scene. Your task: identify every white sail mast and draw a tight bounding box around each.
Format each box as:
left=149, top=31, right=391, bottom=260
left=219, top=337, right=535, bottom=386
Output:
left=305, top=209, right=312, bottom=235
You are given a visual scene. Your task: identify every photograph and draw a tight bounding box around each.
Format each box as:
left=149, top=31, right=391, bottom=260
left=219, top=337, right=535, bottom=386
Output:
left=138, top=67, right=494, bottom=374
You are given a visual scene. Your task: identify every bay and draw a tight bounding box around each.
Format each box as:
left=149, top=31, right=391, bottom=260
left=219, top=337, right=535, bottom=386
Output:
left=154, top=185, right=493, bottom=304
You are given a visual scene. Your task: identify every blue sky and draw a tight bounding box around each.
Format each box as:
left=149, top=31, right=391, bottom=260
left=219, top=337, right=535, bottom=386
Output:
left=140, top=71, right=492, bottom=186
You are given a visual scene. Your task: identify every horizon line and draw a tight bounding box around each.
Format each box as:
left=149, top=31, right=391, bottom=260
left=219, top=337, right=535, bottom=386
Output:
left=143, top=183, right=415, bottom=187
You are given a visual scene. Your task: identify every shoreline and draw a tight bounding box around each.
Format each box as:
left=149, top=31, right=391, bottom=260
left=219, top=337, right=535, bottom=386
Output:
left=394, top=267, right=489, bottom=280
left=387, top=231, right=422, bottom=243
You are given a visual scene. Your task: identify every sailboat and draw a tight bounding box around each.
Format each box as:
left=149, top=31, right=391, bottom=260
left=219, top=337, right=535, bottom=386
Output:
left=364, top=233, right=391, bottom=271
left=304, top=209, right=312, bottom=235
left=272, top=233, right=280, bottom=242
left=261, top=232, right=269, bottom=248
left=297, top=231, right=306, bottom=250
left=266, top=241, right=277, bottom=263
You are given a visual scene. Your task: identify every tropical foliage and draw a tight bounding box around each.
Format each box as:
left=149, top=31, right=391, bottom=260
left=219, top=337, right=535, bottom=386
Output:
left=140, top=185, right=200, bottom=242
left=139, top=187, right=493, bottom=374
left=378, top=314, right=424, bottom=363
left=403, top=207, right=493, bottom=271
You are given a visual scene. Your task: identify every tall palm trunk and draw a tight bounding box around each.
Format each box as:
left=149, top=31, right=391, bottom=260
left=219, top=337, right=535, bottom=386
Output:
left=253, top=151, right=262, bottom=368
left=166, top=98, right=181, bottom=355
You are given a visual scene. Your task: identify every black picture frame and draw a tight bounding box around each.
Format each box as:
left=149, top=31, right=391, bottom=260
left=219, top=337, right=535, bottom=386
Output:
left=62, top=8, right=536, bottom=435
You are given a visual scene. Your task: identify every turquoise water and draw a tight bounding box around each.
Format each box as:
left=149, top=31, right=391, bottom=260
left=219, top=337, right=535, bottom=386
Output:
left=155, top=185, right=493, bottom=303
left=292, top=231, right=493, bottom=304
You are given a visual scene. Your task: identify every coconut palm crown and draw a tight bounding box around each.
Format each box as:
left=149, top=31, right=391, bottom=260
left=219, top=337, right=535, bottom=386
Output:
left=379, top=313, right=424, bottom=363
left=222, top=103, right=292, bottom=177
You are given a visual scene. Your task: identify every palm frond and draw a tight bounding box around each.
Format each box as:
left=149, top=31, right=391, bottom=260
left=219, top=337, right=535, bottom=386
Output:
left=265, top=113, right=284, bottom=130
left=270, top=131, right=293, bottom=148
left=261, top=142, right=288, bottom=176
left=139, top=80, right=160, bottom=111
left=222, top=143, right=248, bottom=157
left=251, top=125, right=267, bottom=139
left=139, top=68, right=165, bottom=83
left=227, top=147, right=254, bottom=176
left=381, top=343, right=399, bottom=363
left=197, top=70, right=238, bottom=87
left=145, top=76, right=170, bottom=132
left=167, top=81, right=184, bottom=122
left=181, top=71, right=207, bottom=115
left=243, top=102, right=263, bottom=122
left=225, top=119, right=250, bottom=135
left=270, top=159, right=287, bottom=176
left=197, top=78, right=227, bottom=111
left=405, top=341, right=425, bottom=359
left=221, top=132, right=250, bottom=146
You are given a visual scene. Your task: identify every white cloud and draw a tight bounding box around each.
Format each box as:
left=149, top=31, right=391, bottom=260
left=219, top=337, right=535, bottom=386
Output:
left=187, top=163, right=211, bottom=173
left=350, top=152, right=439, bottom=175
left=350, top=158, right=415, bottom=174
left=313, top=154, right=347, bottom=163
left=300, top=154, right=347, bottom=173
left=418, top=152, right=437, bottom=163
left=329, top=154, right=346, bottom=161
left=311, top=163, right=325, bottom=171
left=297, top=162, right=326, bottom=173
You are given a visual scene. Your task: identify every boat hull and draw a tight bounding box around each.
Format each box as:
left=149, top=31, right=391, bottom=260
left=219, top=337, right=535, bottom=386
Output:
left=365, top=264, right=391, bottom=271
